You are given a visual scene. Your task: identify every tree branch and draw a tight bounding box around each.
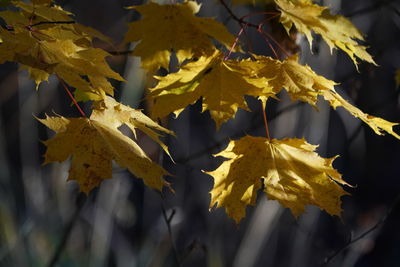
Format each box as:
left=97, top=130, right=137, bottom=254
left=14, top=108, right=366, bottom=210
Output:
left=160, top=199, right=180, bottom=266
left=218, top=0, right=259, bottom=28
left=322, top=194, right=400, bottom=265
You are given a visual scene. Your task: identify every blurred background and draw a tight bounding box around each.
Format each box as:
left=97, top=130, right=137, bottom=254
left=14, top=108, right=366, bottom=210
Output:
left=1, top=0, right=400, bottom=266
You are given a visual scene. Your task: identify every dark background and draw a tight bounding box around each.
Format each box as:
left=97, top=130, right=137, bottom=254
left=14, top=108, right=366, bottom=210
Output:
left=0, top=0, right=400, bottom=266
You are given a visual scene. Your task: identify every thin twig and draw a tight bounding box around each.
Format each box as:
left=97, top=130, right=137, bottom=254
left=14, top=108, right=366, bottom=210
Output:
left=46, top=193, right=86, bottom=267
left=2, top=20, right=75, bottom=31
left=218, top=0, right=259, bottom=28
left=322, top=194, right=400, bottom=265
left=160, top=200, right=180, bottom=266
left=219, top=0, right=289, bottom=57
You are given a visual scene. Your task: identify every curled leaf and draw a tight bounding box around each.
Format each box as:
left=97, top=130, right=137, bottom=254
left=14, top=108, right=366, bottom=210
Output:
left=245, top=55, right=400, bottom=139
left=276, top=0, right=376, bottom=68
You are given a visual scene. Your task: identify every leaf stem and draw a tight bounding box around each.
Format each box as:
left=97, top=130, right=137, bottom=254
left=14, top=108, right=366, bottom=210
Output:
left=224, top=27, right=244, bottom=60
left=258, top=29, right=290, bottom=58
left=260, top=32, right=279, bottom=59
left=58, top=79, right=87, bottom=118
left=218, top=0, right=289, bottom=58
left=219, top=0, right=258, bottom=28
left=261, top=101, right=271, bottom=139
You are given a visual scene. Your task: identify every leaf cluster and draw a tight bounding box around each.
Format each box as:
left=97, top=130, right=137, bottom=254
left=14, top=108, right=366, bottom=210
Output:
left=1, top=0, right=399, bottom=223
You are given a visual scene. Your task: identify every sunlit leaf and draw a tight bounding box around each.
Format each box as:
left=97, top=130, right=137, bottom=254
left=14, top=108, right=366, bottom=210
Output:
left=276, top=0, right=376, bottom=68
left=39, top=102, right=173, bottom=193
left=206, top=136, right=349, bottom=223
left=150, top=51, right=273, bottom=129
left=123, top=1, right=235, bottom=72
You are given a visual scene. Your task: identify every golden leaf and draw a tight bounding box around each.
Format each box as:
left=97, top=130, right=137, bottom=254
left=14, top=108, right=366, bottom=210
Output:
left=39, top=108, right=172, bottom=193
left=123, top=1, right=235, bottom=72
left=245, top=55, right=400, bottom=139
left=91, top=96, right=175, bottom=158
left=245, top=54, right=335, bottom=106
left=206, top=136, right=349, bottom=223
left=276, top=0, right=376, bottom=68
left=150, top=51, right=273, bottom=129
left=0, top=2, right=123, bottom=97
left=323, top=90, right=400, bottom=139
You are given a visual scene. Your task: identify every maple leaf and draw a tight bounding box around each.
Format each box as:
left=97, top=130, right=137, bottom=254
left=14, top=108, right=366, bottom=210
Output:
left=244, top=55, right=400, bottom=139
left=14, top=1, right=112, bottom=43
left=244, top=54, right=335, bottom=106
left=39, top=106, right=173, bottom=193
left=150, top=51, right=273, bottom=129
left=206, top=136, right=349, bottom=223
left=123, top=1, right=235, bottom=72
left=322, top=90, right=400, bottom=139
left=91, top=96, right=175, bottom=158
left=0, top=1, right=123, bottom=97
left=275, top=0, right=376, bottom=68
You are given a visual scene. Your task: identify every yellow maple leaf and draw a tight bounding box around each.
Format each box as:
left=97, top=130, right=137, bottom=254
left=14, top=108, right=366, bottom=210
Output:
left=150, top=51, right=273, bottom=129
left=245, top=54, right=335, bottom=106
left=275, top=0, right=376, bottom=68
left=123, top=1, right=235, bottom=72
left=323, top=90, right=400, bottom=139
left=245, top=55, right=400, bottom=139
left=91, top=96, right=175, bottom=158
left=206, top=136, right=349, bottom=223
left=0, top=2, right=123, bottom=97
left=39, top=102, right=173, bottom=193
left=14, top=1, right=112, bottom=43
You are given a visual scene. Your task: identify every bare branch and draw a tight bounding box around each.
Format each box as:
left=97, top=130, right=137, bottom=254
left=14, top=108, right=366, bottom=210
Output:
left=322, top=194, right=400, bottom=265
